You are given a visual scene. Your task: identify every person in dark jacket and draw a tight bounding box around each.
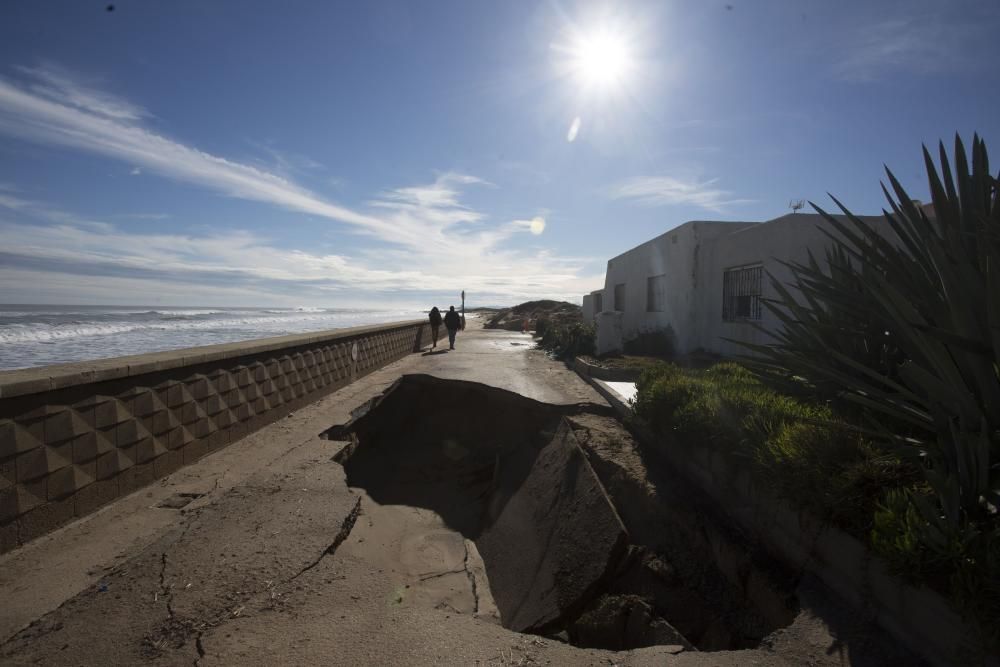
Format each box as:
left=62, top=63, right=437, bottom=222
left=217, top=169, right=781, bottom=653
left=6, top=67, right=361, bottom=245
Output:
left=443, top=305, right=461, bottom=350
left=428, top=307, right=442, bottom=349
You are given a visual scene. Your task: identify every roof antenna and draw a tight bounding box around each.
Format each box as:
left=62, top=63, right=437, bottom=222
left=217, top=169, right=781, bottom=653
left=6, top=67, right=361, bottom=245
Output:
left=788, top=199, right=805, bottom=214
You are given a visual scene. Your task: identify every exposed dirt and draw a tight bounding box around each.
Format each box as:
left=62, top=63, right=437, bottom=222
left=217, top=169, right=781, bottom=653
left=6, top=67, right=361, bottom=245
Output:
left=332, top=375, right=808, bottom=654
left=484, top=300, right=582, bottom=331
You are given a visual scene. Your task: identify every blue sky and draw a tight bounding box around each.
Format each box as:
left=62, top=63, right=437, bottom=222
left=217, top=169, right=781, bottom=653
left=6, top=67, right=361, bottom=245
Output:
left=0, top=0, right=997, bottom=308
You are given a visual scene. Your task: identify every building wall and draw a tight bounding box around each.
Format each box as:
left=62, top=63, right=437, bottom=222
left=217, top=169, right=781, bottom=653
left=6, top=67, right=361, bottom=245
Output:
left=0, top=320, right=433, bottom=553
left=581, top=289, right=605, bottom=324
left=581, top=294, right=594, bottom=323
left=588, top=212, right=895, bottom=357
left=693, top=213, right=887, bottom=356
left=600, top=221, right=755, bottom=353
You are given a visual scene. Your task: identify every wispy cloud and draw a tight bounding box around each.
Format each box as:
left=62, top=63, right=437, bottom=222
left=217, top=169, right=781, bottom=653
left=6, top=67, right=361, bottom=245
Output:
left=0, top=65, right=595, bottom=304
left=0, top=64, right=381, bottom=234
left=832, top=15, right=988, bottom=82
left=15, top=63, right=149, bottom=122
left=113, top=212, right=171, bottom=221
left=607, top=175, right=752, bottom=213
left=0, top=206, right=590, bottom=305
left=0, top=190, right=114, bottom=231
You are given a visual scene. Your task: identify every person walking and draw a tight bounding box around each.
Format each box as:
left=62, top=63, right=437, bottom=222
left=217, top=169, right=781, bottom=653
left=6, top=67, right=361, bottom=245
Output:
left=428, top=306, right=443, bottom=349
left=443, top=305, right=461, bottom=350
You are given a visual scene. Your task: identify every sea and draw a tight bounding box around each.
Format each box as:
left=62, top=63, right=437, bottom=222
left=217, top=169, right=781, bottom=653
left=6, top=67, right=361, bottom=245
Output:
left=0, top=305, right=426, bottom=371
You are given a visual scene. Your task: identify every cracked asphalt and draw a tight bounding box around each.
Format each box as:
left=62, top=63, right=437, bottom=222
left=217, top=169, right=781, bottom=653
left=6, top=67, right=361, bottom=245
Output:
left=0, top=322, right=911, bottom=665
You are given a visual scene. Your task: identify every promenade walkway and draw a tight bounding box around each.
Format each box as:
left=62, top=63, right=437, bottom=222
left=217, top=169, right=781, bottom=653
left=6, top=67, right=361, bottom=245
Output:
left=0, top=322, right=912, bottom=666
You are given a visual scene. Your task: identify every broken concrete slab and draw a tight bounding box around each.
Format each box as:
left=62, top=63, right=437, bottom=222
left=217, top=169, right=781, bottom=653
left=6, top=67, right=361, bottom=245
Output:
left=337, top=375, right=630, bottom=635
left=477, top=419, right=629, bottom=633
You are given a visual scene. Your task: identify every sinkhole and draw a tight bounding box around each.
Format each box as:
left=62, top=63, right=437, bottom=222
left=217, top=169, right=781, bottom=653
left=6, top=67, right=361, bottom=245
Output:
left=323, top=374, right=798, bottom=652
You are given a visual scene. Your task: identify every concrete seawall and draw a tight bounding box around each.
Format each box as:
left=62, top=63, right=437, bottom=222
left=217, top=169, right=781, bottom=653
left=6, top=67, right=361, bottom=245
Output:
left=0, top=319, right=434, bottom=553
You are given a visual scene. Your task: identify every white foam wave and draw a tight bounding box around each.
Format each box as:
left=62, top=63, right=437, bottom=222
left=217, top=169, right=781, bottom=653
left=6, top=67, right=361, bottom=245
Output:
left=0, top=310, right=420, bottom=346
left=145, top=309, right=230, bottom=316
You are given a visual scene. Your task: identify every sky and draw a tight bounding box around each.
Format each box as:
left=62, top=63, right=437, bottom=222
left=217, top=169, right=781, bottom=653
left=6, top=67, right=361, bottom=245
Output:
left=0, top=0, right=997, bottom=309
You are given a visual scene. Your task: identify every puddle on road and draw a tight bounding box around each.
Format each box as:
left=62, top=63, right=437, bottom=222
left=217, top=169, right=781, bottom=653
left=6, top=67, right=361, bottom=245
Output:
left=323, top=374, right=797, bottom=653
left=486, top=337, right=534, bottom=351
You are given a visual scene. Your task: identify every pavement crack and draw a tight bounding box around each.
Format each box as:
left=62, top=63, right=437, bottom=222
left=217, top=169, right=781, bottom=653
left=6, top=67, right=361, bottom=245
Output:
left=193, top=632, right=206, bottom=667
left=418, top=568, right=466, bottom=582
left=287, top=496, right=362, bottom=582
left=158, top=520, right=195, bottom=619
left=463, top=540, right=480, bottom=615
left=159, top=552, right=175, bottom=618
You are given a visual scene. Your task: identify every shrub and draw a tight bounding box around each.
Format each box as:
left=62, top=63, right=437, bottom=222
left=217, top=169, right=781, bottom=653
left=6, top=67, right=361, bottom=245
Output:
left=743, top=135, right=998, bottom=524
left=633, top=362, right=916, bottom=532
left=535, top=317, right=550, bottom=338
left=538, top=321, right=596, bottom=360
left=735, top=134, right=1000, bottom=639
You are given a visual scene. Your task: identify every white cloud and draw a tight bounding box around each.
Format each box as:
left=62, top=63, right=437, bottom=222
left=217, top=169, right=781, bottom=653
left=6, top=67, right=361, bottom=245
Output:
left=608, top=175, right=753, bottom=213
left=832, top=16, right=987, bottom=82
left=15, top=63, right=149, bottom=122
left=0, top=191, right=114, bottom=231
left=0, top=65, right=383, bottom=235
left=0, top=65, right=598, bottom=305
left=114, top=212, right=171, bottom=221
left=130, top=167, right=142, bottom=176
left=0, top=212, right=591, bottom=305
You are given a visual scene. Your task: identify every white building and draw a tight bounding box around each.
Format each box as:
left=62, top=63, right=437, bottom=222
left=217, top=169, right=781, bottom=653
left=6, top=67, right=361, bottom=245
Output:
left=583, top=212, right=889, bottom=357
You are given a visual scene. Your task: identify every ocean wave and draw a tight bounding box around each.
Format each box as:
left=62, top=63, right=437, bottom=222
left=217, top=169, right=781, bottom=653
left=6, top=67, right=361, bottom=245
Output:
left=0, top=309, right=421, bottom=346
left=145, top=309, right=230, bottom=317
left=0, top=308, right=228, bottom=319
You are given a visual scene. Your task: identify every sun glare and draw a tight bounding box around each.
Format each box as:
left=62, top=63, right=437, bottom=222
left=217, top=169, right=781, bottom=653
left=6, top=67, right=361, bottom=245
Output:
left=566, top=28, right=633, bottom=90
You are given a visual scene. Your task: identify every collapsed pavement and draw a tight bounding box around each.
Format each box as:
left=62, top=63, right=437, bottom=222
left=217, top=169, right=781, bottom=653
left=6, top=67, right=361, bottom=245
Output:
left=0, top=326, right=921, bottom=666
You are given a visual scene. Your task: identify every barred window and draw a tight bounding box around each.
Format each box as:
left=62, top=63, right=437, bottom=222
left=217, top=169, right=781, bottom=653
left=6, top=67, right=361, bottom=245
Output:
left=722, top=265, right=763, bottom=321
left=646, top=274, right=666, bottom=312
left=593, top=292, right=603, bottom=313
left=614, top=283, right=626, bottom=311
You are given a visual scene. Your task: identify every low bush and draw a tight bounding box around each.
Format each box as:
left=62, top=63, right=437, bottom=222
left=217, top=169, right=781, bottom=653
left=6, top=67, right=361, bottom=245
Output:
left=537, top=321, right=596, bottom=360
left=633, top=362, right=918, bottom=535
left=635, top=360, right=999, bottom=644
left=535, top=317, right=550, bottom=338
left=872, top=488, right=1000, bottom=646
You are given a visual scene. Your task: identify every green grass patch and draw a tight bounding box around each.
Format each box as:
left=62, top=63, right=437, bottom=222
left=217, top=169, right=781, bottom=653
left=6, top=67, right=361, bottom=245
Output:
left=633, top=361, right=918, bottom=537
left=634, top=360, right=999, bottom=646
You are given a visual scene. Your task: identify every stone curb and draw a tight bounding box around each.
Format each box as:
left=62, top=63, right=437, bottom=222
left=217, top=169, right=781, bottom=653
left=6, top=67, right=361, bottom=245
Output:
left=573, top=357, right=643, bottom=383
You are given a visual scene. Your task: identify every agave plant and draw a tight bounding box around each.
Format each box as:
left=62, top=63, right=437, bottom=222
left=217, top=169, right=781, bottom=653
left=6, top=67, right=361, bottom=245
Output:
left=740, top=135, right=1000, bottom=528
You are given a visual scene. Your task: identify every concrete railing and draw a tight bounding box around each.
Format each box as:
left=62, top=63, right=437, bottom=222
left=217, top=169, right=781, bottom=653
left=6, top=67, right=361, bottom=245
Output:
left=0, top=320, right=433, bottom=554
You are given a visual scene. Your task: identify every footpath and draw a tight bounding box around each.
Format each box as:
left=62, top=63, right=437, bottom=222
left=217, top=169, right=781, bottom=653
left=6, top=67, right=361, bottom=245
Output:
left=0, top=322, right=914, bottom=666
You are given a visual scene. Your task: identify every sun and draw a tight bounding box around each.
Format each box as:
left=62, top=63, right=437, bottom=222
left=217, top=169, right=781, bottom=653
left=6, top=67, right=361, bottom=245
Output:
left=564, top=27, right=634, bottom=91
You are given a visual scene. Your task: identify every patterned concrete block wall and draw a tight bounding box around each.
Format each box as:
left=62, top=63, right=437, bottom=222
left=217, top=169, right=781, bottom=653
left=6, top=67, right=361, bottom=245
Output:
left=0, top=320, right=431, bottom=553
